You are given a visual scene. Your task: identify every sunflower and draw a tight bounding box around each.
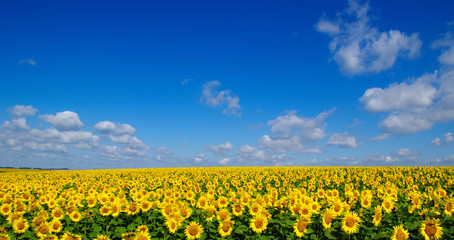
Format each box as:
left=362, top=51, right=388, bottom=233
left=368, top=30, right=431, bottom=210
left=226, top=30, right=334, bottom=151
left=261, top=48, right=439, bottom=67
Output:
left=94, top=235, right=111, bottom=240
left=36, top=223, right=51, bottom=238
left=341, top=211, right=361, bottom=234
left=293, top=217, right=311, bottom=238
left=13, top=218, right=29, bottom=234
left=203, top=205, right=216, bottom=222
left=218, top=196, right=229, bottom=208
left=218, top=220, right=234, bottom=237
left=32, top=215, right=47, bottom=229
left=6, top=212, right=21, bottom=224
left=360, top=197, right=372, bottom=209
left=133, top=232, right=150, bottom=240
left=99, top=205, right=111, bottom=216
left=232, top=203, right=243, bottom=216
left=217, top=208, right=231, bottom=221
left=300, top=204, right=312, bottom=219
left=444, top=200, right=453, bottom=216
left=184, top=222, right=204, bottom=240
left=420, top=218, right=443, bottom=240
left=49, top=219, right=62, bottom=233
left=382, top=198, right=395, bottom=214
left=0, top=204, right=11, bottom=216
left=69, top=211, right=82, bottom=222
left=110, top=204, right=120, bottom=217
left=40, top=235, right=58, bottom=240
left=165, top=218, right=180, bottom=234
left=51, top=208, right=64, bottom=220
left=140, top=201, right=151, bottom=212
left=180, top=207, right=192, bottom=219
left=86, top=196, right=97, bottom=208
left=372, top=205, right=382, bottom=227
left=121, top=233, right=136, bottom=240
left=322, top=209, right=335, bottom=229
left=250, top=215, right=268, bottom=234
left=0, top=233, right=10, bottom=240
left=137, top=225, right=149, bottom=233
left=249, top=202, right=262, bottom=216
left=391, top=225, right=409, bottom=240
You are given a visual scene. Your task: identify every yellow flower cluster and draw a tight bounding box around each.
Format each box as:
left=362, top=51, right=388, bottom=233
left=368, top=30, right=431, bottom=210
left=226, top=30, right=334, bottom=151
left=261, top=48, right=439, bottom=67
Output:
left=0, top=167, right=452, bottom=239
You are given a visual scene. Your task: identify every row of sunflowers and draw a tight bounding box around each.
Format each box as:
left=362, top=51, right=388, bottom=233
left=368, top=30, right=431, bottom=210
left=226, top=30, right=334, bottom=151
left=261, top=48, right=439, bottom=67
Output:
left=0, top=167, right=453, bottom=239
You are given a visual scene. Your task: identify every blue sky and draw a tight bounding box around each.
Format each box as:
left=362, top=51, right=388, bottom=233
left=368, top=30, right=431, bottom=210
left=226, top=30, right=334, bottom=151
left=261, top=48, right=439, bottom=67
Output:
left=1, top=0, right=454, bottom=169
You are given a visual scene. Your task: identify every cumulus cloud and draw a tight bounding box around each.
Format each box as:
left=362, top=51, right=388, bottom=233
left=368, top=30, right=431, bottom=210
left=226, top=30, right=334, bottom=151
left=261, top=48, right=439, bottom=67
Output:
left=94, top=121, right=136, bottom=135
left=326, top=132, right=358, bottom=148
left=258, top=109, right=334, bottom=154
left=393, top=148, right=419, bottom=156
left=205, top=142, right=234, bottom=156
left=361, top=35, right=454, bottom=135
left=0, top=106, right=152, bottom=167
left=360, top=75, right=437, bottom=112
left=200, top=81, right=241, bottom=116
left=40, top=111, right=83, bottom=131
left=316, top=0, right=422, bottom=75
left=432, top=32, right=454, bottom=65
left=430, top=132, right=453, bottom=146
left=10, top=105, right=38, bottom=118
left=236, top=145, right=269, bottom=162
left=219, top=158, right=231, bottom=165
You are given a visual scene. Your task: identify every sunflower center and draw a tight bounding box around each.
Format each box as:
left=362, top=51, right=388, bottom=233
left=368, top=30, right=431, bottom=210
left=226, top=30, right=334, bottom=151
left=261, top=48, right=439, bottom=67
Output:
left=396, top=229, right=405, bottom=240
left=190, top=227, right=198, bottom=236
left=346, top=217, right=355, bottom=228
left=302, top=208, right=309, bottom=215
left=297, top=219, right=307, bottom=232
left=222, top=222, right=231, bottom=232
left=447, top=202, right=452, bottom=212
left=385, top=202, right=391, bottom=209
left=324, top=213, right=332, bottom=224
left=234, top=205, right=241, bottom=212
left=18, top=222, right=25, bottom=230
left=334, top=205, right=340, bottom=212
left=255, top=219, right=263, bottom=228
left=171, top=222, right=176, bottom=229
left=425, top=223, right=436, bottom=236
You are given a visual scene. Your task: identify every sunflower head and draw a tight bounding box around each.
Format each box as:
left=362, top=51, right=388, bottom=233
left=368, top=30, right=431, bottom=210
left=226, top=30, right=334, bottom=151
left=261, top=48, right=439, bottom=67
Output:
left=341, top=211, right=361, bottom=234
left=391, top=225, right=409, bottom=240
left=184, top=222, right=203, bottom=240
left=420, top=218, right=443, bottom=240
left=218, top=220, right=234, bottom=237
left=293, top=217, right=311, bottom=238
left=250, top=215, right=268, bottom=234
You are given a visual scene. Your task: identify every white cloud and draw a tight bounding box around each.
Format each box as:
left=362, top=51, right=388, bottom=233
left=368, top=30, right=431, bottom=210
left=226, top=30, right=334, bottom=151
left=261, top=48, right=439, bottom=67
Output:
left=194, top=153, right=205, bottom=163
left=18, top=59, right=36, bottom=66
left=430, top=132, right=453, bottom=146
left=10, top=105, right=38, bottom=118
left=394, top=148, right=418, bottom=156
left=316, top=0, right=421, bottom=75
left=181, top=142, right=188, bottom=147
left=23, top=142, right=67, bottom=153
left=200, top=81, right=241, bottom=116
left=205, top=142, right=234, bottom=155
left=29, top=128, right=99, bottom=149
left=369, top=133, right=390, bottom=142
left=181, top=78, right=193, bottom=85
left=432, top=32, right=454, bottom=65
left=40, top=111, right=83, bottom=131
left=219, top=158, right=231, bottom=165
left=236, top=145, right=269, bottom=162
left=258, top=135, right=321, bottom=153
left=268, top=109, right=335, bottom=141
left=360, top=74, right=437, bottom=112
left=257, top=109, right=334, bottom=154
left=94, top=121, right=136, bottom=135
left=326, top=132, right=358, bottom=148
left=361, top=37, right=454, bottom=135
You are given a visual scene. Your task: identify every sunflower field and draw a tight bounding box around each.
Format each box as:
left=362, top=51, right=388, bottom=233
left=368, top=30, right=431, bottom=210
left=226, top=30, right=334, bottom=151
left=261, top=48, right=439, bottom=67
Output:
left=0, top=167, right=453, bottom=240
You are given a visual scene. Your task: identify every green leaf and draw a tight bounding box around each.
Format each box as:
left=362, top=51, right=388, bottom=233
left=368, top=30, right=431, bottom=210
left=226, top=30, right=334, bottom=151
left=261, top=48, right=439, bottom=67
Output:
left=324, top=230, right=337, bottom=240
